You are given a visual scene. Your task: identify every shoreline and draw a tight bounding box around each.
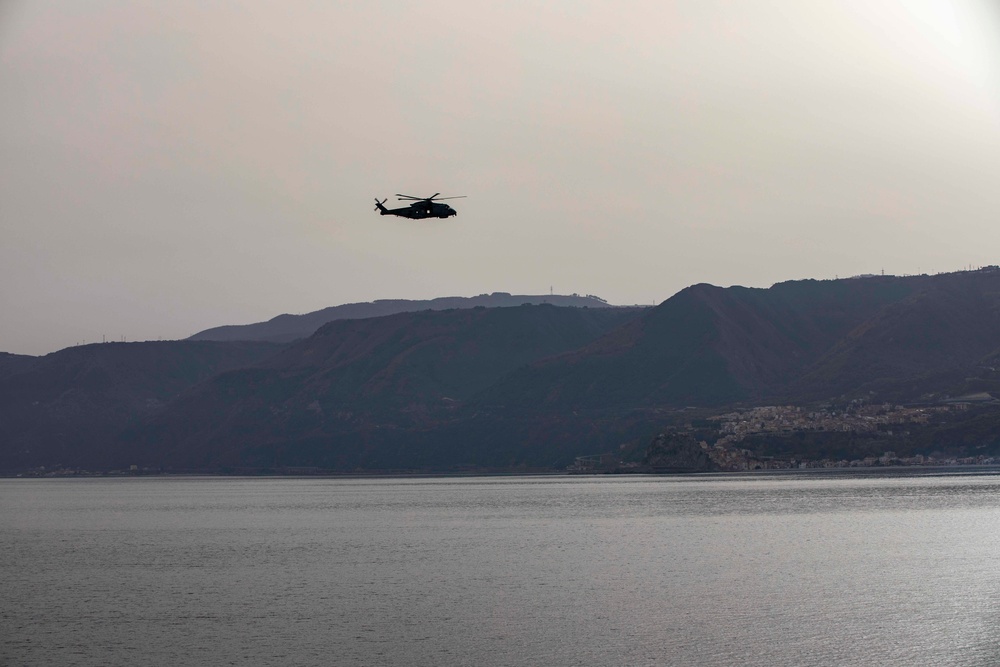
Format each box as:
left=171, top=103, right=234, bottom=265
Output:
left=6, top=463, right=1000, bottom=480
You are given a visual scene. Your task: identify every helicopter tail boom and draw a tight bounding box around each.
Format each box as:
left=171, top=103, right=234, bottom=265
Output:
left=374, top=198, right=388, bottom=214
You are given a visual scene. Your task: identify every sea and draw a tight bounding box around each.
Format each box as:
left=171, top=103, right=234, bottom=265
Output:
left=3, top=470, right=999, bottom=666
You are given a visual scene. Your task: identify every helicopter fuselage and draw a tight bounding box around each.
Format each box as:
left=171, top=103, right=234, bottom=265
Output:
left=375, top=199, right=458, bottom=219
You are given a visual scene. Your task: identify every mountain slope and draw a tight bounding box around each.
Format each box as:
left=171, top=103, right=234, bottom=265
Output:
left=0, top=341, right=285, bottom=469
left=135, top=305, right=644, bottom=469
left=0, top=352, right=37, bottom=379
left=476, top=276, right=921, bottom=411
left=791, top=271, right=1000, bottom=399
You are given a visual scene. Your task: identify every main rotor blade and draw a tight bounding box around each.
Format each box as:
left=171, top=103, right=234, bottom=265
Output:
left=395, top=193, right=464, bottom=201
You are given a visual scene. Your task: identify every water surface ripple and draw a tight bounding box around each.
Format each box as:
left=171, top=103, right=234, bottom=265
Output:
left=3, top=472, right=1000, bottom=666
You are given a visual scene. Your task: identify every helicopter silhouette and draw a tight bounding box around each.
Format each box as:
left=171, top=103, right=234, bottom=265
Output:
left=374, top=193, right=465, bottom=219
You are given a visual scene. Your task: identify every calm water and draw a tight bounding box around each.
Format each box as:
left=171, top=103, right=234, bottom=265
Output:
left=3, top=472, right=1000, bottom=666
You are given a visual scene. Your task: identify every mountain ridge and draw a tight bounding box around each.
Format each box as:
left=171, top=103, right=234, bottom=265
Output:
left=188, top=293, right=624, bottom=343
left=4, top=269, right=1000, bottom=472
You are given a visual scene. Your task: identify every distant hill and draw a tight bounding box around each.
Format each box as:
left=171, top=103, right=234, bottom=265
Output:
left=0, top=341, right=284, bottom=470
left=0, top=352, right=37, bottom=379
left=477, top=269, right=1000, bottom=412
left=789, top=272, right=1000, bottom=401
left=133, top=305, right=644, bottom=470
left=5, top=269, right=1000, bottom=473
left=132, top=269, right=1000, bottom=471
left=188, top=293, right=621, bottom=343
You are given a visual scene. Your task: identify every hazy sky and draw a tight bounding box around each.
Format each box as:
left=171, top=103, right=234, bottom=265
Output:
left=2, top=1, right=1000, bottom=355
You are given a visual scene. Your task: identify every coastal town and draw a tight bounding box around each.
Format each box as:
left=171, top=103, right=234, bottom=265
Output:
left=569, top=400, right=1000, bottom=473
left=714, top=403, right=942, bottom=442
left=705, top=402, right=997, bottom=470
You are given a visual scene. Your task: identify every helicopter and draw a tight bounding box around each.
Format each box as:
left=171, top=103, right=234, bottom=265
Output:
left=374, top=193, right=465, bottom=219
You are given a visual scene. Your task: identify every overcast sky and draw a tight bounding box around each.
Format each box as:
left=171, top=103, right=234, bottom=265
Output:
left=2, top=1, right=999, bottom=355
